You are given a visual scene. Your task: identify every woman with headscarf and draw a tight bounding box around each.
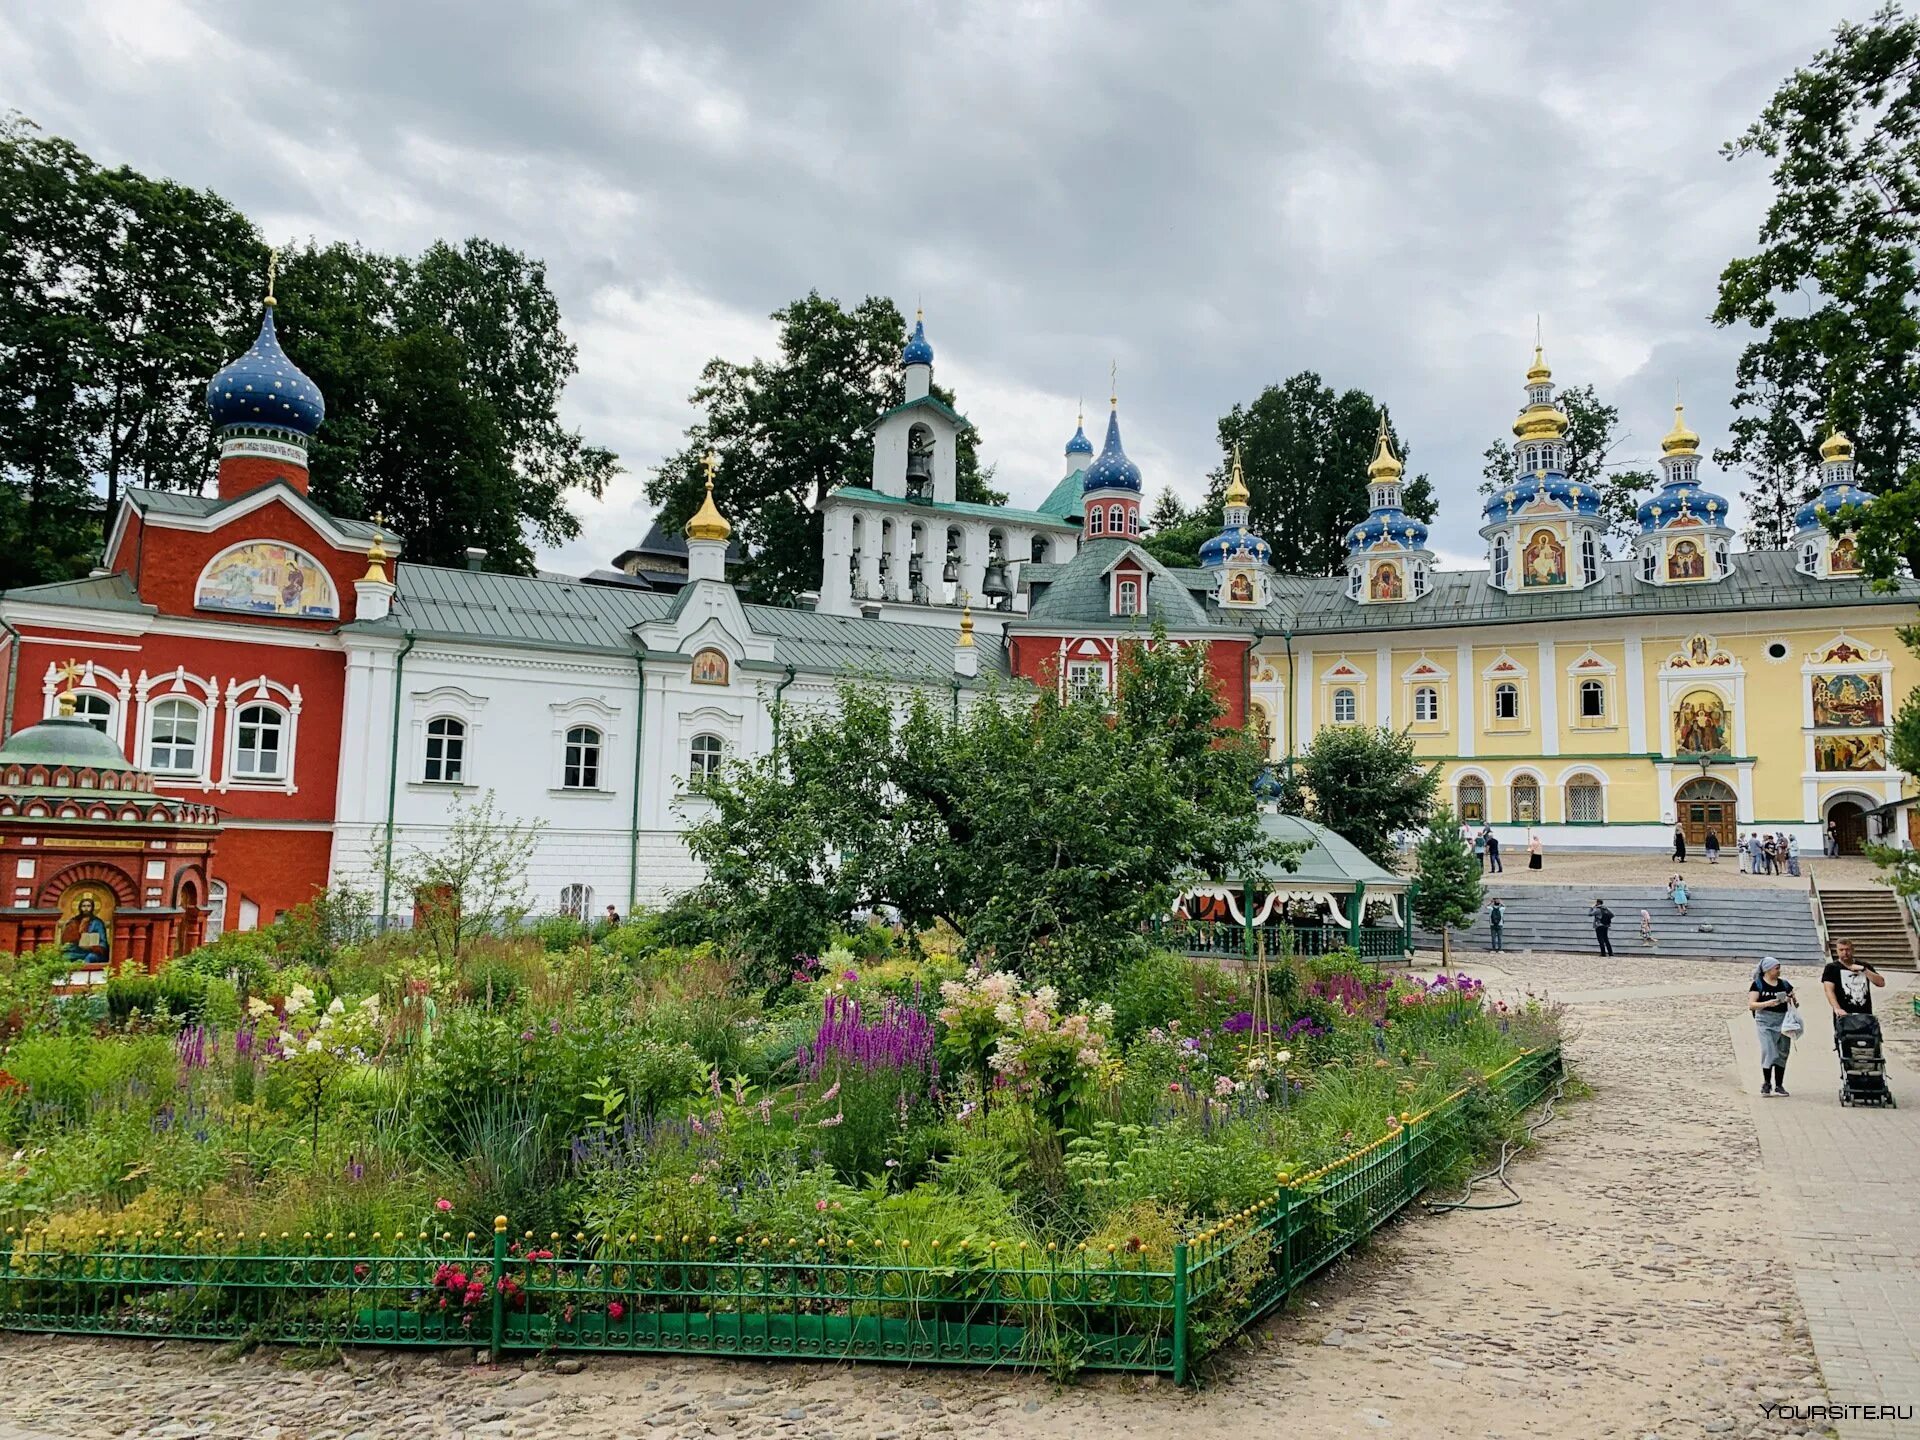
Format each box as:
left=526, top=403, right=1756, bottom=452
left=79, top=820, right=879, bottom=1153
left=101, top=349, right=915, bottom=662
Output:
left=1527, top=830, right=1543, bottom=870
left=1748, top=957, right=1797, bottom=1096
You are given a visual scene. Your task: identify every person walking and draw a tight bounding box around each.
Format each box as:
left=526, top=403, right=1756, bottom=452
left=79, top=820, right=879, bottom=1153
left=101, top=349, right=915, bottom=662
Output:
left=1487, top=897, right=1506, bottom=952
left=1472, top=826, right=1488, bottom=872
left=1486, top=829, right=1503, bottom=873
left=1749, top=957, right=1797, bottom=1096
left=1639, top=908, right=1656, bottom=947
left=1528, top=830, right=1543, bottom=871
left=1705, top=830, right=1720, bottom=865
left=1591, top=896, right=1615, bottom=956
left=1673, top=824, right=1688, bottom=864
left=1667, top=873, right=1690, bottom=916
left=1825, top=818, right=1839, bottom=857
left=1822, top=939, right=1885, bottom=1018
left=1785, top=832, right=1801, bottom=878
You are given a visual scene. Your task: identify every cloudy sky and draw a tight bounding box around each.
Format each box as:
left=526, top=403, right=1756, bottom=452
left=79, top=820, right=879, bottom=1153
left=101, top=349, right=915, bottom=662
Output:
left=0, top=0, right=1859, bottom=574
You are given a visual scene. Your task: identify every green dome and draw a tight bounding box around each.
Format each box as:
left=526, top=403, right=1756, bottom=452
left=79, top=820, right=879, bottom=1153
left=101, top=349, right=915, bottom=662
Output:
left=0, top=715, right=138, bottom=774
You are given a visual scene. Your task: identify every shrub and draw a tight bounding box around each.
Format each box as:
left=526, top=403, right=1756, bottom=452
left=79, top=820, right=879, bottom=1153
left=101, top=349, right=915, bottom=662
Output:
left=105, top=975, right=161, bottom=1024
left=1109, top=950, right=1201, bottom=1045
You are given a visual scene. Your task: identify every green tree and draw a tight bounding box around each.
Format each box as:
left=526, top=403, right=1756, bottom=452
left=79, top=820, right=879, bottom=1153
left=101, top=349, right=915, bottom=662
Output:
left=1713, top=5, right=1920, bottom=578
left=1214, top=374, right=1434, bottom=577
left=1412, top=808, right=1484, bottom=961
left=1479, top=381, right=1660, bottom=548
left=1281, top=724, right=1441, bottom=871
left=685, top=627, right=1284, bottom=992
left=1139, top=487, right=1222, bottom=569
left=647, top=293, right=1005, bottom=604
left=275, top=238, right=616, bottom=571
left=386, top=790, right=545, bottom=962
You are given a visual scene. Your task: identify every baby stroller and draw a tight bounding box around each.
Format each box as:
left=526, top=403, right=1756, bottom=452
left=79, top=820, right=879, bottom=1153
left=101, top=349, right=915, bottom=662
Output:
left=1835, top=1014, right=1896, bottom=1108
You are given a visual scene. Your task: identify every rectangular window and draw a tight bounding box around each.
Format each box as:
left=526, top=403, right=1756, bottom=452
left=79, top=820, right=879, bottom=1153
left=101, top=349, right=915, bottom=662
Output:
left=234, top=703, right=286, bottom=778
left=1116, top=579, right=1139, bottom=616
left=424, top=717, right=466, bottom=783
left=1493, top=683, right=1521, bottom=721
left=1066, top=661, right=1108, bottom=702
left=1579, top=680, right=1606, bottom=720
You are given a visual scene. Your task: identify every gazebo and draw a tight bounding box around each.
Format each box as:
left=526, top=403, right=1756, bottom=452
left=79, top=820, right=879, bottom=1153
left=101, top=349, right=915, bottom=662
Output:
left=1157, top=813, right=1414, bottom=962
left=0, top=698, right=222, bottom=982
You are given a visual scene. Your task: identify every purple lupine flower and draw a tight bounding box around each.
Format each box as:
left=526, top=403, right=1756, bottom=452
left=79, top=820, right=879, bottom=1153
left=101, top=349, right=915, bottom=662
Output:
left=233, top=1025, right=255, bottom=1059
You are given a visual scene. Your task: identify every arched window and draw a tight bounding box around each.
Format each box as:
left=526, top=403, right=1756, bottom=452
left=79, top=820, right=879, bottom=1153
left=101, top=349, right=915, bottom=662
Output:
left=1127, top=509, right=1141, bottom=535
left=1641, top=545, right=1657, bottom=581
left=1108, top=503, right=1124, bottom=533
left=1579, top=679, right=1606, bottom=720
left=1493, top=682, right=1520, bottom=721
left=1491, top=535, right=1510, bottom=588
left=71, top=692, right=114, bottom=736
left=1799, top=541, right=1819, bottom=574
left=1348, top=566, right=1363, bottom=598
left=1089, top=507, right=1105, bottom=537
left=423, top=716, right=466, bottom=783
left=688, top=733, right=724, bottom=788
left=1510, top=775, right=1541, bottom=823
left=563, top=725, right=602, bottom=790
left=148, top=697, right=203, bottom=774
left=1580, top=530, right=1599, bottom=585
left=1713, top=541, right=1730, bottom=578
left=1031, top=535, right=1049, bottom=564
left=1412, top=563, right=1428, bottom=598
left=1456, top=775, right=1486, bottom=823
left=559, top=883, right=594, bottom=920
left=1566, top=773, right=1604, bottom=822
left=233, top=702, right=286, bottom=779
left=1413, top=686, right=1440, bottom=722
left=1332, top=688, right=1357, bottom=724
left=1116, top=578, right=1140, bottom=616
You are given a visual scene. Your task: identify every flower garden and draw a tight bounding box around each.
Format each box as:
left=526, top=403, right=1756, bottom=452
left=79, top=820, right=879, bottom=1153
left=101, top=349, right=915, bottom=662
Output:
left=0, top=906, right=1561, bottom=1381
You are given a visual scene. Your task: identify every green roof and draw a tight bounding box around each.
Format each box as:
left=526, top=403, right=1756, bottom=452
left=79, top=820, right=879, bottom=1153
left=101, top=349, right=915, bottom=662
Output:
left=1021, top=539, right=1213, bottom=629
left=871, top=394, right=972, bottom=431
left=388, top=566, right=1008, bottom=686
left=1240, top=812, right=1404, bottom=889
left=126, top=483, right=390, bottom=543
left=824, top=485, right=1079, bottom=532
left=0, top=572, right=153, bottom=615
left=0, top=715, right=138, bottom=773
left=1035, top=469, right=1086, bottom=520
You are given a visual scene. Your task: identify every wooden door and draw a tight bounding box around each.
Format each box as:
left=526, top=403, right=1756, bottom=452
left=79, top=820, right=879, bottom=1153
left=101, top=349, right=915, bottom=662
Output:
left=1830, top=801, right=1868, bottom=856
left=1675, top=779, right=1736, bottom=850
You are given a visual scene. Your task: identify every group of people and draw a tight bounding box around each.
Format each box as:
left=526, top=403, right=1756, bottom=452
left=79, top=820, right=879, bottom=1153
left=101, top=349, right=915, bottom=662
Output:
left=1747, top=938, right=1886, bottom=1097
left=1472, top=826, right=1544, bottom=874
left=1736, top=830, right=1801, bottom=876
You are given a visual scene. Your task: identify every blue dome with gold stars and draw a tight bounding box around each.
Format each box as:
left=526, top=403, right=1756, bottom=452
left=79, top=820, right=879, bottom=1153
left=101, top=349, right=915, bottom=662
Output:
left=1482, top=472, right=1604, bottom=527
left=1795, top=479, right=1867, bottom=534
left=207, top=305, right=324, bottom=439
left=1082, top=408, right=1142, bottom=493
left=1347, top=509, right=1430, bottom=552
left=1200, top=524, right=1272, bottom=568
left=1637, top=479, right=1731, bottom=534
left=901, top=317, right=934, bottom=368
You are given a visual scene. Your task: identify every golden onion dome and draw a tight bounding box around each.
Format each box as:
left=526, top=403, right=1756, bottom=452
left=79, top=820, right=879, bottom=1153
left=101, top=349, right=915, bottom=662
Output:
left=685, top=476, right=732, bottom=543
left=1820, top=428, right=1854, bottom=464
left=1224, top=443, right=1250, bottom=506
left=1513, top=403, right=1569, bottom=443
left=1525, top=345, right=1551, bottom=386
left=1367, top=419, right=1403, bottom=482
left=1661, top=403, right=1700, bottom=458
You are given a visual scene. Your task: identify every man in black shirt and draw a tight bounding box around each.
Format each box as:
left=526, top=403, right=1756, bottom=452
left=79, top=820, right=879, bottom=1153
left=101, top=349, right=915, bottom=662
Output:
left=1591, top=898, right=1615, bottom=957
left=1822, top=938, right=1884, bottom=1016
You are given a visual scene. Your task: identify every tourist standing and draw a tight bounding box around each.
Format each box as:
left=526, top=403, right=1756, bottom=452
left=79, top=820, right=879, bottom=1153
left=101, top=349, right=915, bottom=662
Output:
left=1737, top=832, right=1751, bottom=874
left=1705, top=831, right=1720, bottom=864
left=1472, top=826, right=1488, bottom=872
left=1673, top=825, right=1688, bottom=864
left=1825, top=819, right=1839, bottom=857
left=1639, top=908, right=1656, bottom=947
left=1667, top=873, right=1690, bottom=916
left=1528, top=830, right=1543, bottom=870
left=1785, top=832, right=1801, bottom=877
left=1591, top=896, right=1615, bottom=956
left=1486, top=829, right=1503, bottom=874
left=1749, top=957, right=1797, bottom=1096
left=1822, top=939, right=1885, bottom=1019
left=1487, top=897, right=1505, bottom=952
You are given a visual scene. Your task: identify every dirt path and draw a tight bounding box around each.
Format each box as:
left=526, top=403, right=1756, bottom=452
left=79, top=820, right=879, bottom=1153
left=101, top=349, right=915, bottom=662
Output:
left=0, top=955, right=1849, bottom=1440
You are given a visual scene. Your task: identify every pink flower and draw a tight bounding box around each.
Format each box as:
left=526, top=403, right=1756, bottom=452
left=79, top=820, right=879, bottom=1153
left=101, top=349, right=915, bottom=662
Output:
left=820, top=1080, right=841, bottom=1103
left=435, top=1198, right=453, bottom=1213
left=816, top=1198, right=829, bottom=1211
left=1169, top=1083, right=1184, bottom=1095
left=818, top=1111, right=845, bottom=1128
left=607, top=1301, right=625, bottom=1321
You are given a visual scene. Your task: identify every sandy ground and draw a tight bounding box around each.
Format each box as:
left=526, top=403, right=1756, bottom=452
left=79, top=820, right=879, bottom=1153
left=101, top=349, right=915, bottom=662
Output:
left=2, top=951, right=1902, bottom=1440
left=1452, top=847, right=1887, bottom=893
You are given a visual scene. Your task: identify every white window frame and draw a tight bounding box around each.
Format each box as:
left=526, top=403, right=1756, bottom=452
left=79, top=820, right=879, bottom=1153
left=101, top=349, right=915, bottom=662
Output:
left=1412, top=562, right=1428, bottom=597
left=1413, top=685, right=1440, bottom=722
left=423, top=716, right=468, bottom=784
left=559, top=883, right=594, bottom=920
left=219, top=676, right=302, bottom=793
left=1066, top=660, right=1109, bottom=703
left=1578, top=678, right=1606, bottom=720
left=1491, top=534, right=1510, bottom=589
left=1088, top=507, right=1105, bottom=537
left=133, top=666, right=218, bottom=788
left=1493, top=682, right=1521, bottom=721
left=232, top=701, right=287, bottom=782
left=145, top=696, right=206, bottom=777
left=1116, top=578, right=1140, bottom=616
left=1641, top=545, right=1657, bottom=581
left=1713, top=540, right=1730, bottom=578
left=1108, top=503, right=1124, bottom=533
left=1799, top=540, right=1819, bottom=575
left=563, top=724, right=604, bottom=791
left=688, top=732, right=725, bottom=788
left=1580, top=530, right=1599, bottom=585
left=1509, top=773, right=1543, bottom=824
left=43, top=661, right=132, bottom=750
left=1332, top=687, right=1358, bottom=724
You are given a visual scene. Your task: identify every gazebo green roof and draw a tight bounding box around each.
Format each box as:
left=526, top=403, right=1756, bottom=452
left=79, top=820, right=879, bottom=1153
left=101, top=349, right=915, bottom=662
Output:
left=1235, top=812, right=1406, bottom=890
left=0, top=716, right=138, bottom=774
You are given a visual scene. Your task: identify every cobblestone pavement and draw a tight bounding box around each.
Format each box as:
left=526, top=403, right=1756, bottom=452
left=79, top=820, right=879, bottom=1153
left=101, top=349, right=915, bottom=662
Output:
left=1448, top=847, right=1886, bottom=893
left=1, top=953, right=1911, bottom=1440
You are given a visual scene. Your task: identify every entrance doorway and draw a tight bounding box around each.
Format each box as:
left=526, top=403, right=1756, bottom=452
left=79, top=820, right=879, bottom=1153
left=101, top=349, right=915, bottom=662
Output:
left=1827, top=797, right=1870, bottom=856
left=1675, top=776, right=1737, bottom=851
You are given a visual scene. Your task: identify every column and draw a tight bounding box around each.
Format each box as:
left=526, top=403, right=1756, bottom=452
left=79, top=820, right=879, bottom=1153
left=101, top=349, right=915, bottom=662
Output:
left=1623, top=634, right=1646, bottom=753
left=893, top=522, right=917, bottom=605
left=960, top=526, right=989, bottom=608
left=1537, top=639, right=1558, bottom=757
left=1455, top=643, right=1475, bottom=756
left=819, top=508, right=852, bottom=613
left=858, top=529, right=881, bottom=604
left=1375, top=647, right=1392, bottom=726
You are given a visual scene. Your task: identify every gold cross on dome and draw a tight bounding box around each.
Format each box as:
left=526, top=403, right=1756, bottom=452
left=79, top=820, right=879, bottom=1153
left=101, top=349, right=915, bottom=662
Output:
left=701, top=451, right=721, bottom=484
left=58, top=658, right=83, bottom=688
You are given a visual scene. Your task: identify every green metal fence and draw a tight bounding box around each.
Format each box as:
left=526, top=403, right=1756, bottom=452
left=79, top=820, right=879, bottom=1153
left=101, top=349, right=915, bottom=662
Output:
left=0, top=1047, right=1559, bottom=1383
left=1147, top=919, right=1410, bottom=962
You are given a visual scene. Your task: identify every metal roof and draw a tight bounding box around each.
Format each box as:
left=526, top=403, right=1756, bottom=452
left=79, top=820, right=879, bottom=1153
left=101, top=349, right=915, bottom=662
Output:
left=823, top=485, right=1079, bottom=532
left=126, top=484, right=388, bottom=543
left=0, top=572, right=154, bottom=614
left=1241, top=812, right=1406, bottom=889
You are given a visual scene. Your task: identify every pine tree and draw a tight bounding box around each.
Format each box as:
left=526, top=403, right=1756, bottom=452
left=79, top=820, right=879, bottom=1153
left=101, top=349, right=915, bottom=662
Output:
left=1412, top=807, right=1484, bottom=962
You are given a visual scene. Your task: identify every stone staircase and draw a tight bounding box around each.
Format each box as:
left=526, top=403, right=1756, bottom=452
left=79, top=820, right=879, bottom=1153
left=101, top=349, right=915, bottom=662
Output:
left=1811, top=884, right=1917, bottom=970
left=1417, top=883, right=1822, bottom=963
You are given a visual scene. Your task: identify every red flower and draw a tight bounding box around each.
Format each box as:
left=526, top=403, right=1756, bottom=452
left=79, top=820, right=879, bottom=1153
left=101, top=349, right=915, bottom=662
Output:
left=607, top=1301, right=625, bottom=1321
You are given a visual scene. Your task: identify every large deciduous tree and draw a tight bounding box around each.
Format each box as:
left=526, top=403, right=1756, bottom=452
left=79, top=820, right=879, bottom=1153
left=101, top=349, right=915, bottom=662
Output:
left=1713, top=5, right=1920, bottom=578
left=1213, top=374, right=1433, bottom=577
left=684, top=628, right=1283, bottom=994
left=1139, top=487, right=1224, bottom=570
left=647, top=293, right=1004, bottom=605
left=1478, top=381, right=1659, bottom=549
left=1279, top=724, right=1440, bottom=871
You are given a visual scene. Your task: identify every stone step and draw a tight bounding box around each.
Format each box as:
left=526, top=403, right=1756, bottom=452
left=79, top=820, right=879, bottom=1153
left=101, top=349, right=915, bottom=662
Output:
left=1418, top=885, right=1822, bottom=962
left=1812, top=886, right=1916, bottom=969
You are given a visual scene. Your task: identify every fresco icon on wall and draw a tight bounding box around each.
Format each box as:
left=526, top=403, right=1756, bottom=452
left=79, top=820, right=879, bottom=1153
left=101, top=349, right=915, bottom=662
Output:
left=1815, top=733, right=1887, bottom=772
left=197, top=543, right=338, bottom=619
left=1521, top=528, right=1566, bottom=587
left=1811, top=673, right=1884, bottom=729
left=1674, top=690, right=1729, bottom=754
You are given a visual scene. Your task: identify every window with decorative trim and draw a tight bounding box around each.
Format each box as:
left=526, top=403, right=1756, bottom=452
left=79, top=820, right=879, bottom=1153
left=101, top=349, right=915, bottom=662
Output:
left=1580, top=530, right=1599, bottom=585
left=1510, top=775, right=1541, bottom=823
left=1641, top=545, right=1657, bottom=581
left=1115, top=578, right=1139, bottom=616
left=1566, top=775, right=1604, bottom=822
left=1066, top=661, right=1108, bottom=702
left=688, top=733, right=724, bottom=788
left=1089, top=507, right=1105, bottom=537
left=1713, top=540, right=1730, bottom=578
left=563, top=725, right=603, bottom=790
left=559, top=883, right=594, bottom=919
left=1578, top=678, right=1606, bottom=720
left=70, top=692, right=114, bottom=736
left=1493, top=682, right=1520, bottom=721
left=1348, top=566, right=1363, bottom=598
left=147, top=698, right=203, bottom=774
left=1108, top=503, right=1123, bottom=533
left=1491, top=535, right=1510, bottom=588
left=1799, top=541, right=1819, bottom=574
left=1413, top=685, right=1440, bottom=722
left=1332, top=687, right=1358, bottom=724
left=1456, top=776, right=1486, bottom=823
left=1127, top=509, right=1141, bottom=535
left=233, top=703, right=286, bottom=779
left=1412, top=563, right=1428, bottom=597
left=423, top=716, right=467, bottom=783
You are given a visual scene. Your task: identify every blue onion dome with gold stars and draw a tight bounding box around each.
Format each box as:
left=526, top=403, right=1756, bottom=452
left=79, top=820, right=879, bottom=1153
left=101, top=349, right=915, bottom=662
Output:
left=1082, top=405, right=1143, bottom=493
left=1482, top=346, right=1604, bottom=525
left=1636, top=403, right=1730, bottom=534
left=901, top=313, right=934, bottom=368
left=1347, top=422, right=1431, bottom=551
left=1796, top=429, right=1868, bottom=531
left=207, top=302, right=325, bottom=440
left=1064, top=418, right=1094, bottom=460
left=1200, top=447, right=1271, bottom=566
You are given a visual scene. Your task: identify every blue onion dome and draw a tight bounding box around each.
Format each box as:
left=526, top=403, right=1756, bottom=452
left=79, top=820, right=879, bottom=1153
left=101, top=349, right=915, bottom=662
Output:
left=1796, top=479, right=1868, bottom=533
left=207, top=303, right=325, bottom=439
left=1065, top=418, right=1094, bottom=459
left=1200, top=526, right=1273, bottom=567
left=1081, top=406, right=1143, bottom=493
left=1346, top=511, right=1430, bottom=551
left=1482, top=472, right=1604, bottom=526
left=901, top=312, right=934, bottom=368
left=1637, top=482, right=1732, bottom=533
left=1253, top=766, right=1285, bottom=800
